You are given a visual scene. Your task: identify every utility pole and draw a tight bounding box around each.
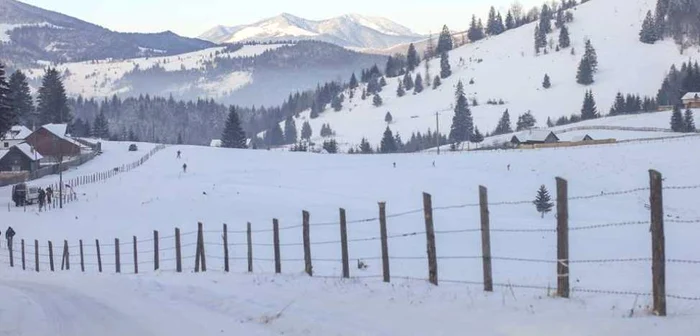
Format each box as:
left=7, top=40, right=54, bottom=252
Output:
left=435, top=111, right=440, bottom=155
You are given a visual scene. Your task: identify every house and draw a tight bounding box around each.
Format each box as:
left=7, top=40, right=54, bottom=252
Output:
left=24, top=124, right=82, bottom=158
left=682, top=92, right=700, bottom=108
left=570, top=134, right=594, bottom=142
left=0, top=143, right=43, bottom=172
left=511, top=130, right=560, bottom=145
left=2, top=125, right=32, bottom=149
left=210, top=139, right=223, bottom=147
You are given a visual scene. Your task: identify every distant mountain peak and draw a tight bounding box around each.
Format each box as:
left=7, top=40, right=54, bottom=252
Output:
left=199, top=13, right=423, bottom=49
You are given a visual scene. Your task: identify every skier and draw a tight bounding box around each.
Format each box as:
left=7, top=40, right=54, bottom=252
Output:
left=393, top=162, right=396, bottom=168
left=5, top=227, right=15, bottom=248
left=182, top=163, right=188, bottom=173
left=46, top=186, right=53, bottom=205
left=507, top=164, right=511, bottom=171
left=38, top=188, right=46, bottom=212
left=177, top=150, right=181, bottom=159
left=432, top=161, right=435, bottom=167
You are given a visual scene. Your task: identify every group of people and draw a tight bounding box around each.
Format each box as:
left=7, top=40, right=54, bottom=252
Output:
left=177, top=150, right=187, bottom=173
left=37, top=186, right=54, bottom=211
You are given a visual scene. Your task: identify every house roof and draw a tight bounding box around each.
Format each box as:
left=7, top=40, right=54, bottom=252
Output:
left=0, top=143, right=43, bottom=162
left=570, top=135, right=593, bottom=142
left=512, top=130, right=559, bottom=143
left=682, top=92, right=700, bottom=100
left=2, top=125, right=32, bottom=140
left=42, top=124, right=69, bottom=139
left=210, top=139, right=222, bottom=147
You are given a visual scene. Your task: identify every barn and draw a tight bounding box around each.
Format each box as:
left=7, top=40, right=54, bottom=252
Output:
left=0, top=143, right=43, bottom=172
left=570, top=134, right=594, bottom=142
left=682, top=92, right=700, bottom=109
left=25, top=124, right=82, bottom=158
left=511, top=130, right=560, bottom=145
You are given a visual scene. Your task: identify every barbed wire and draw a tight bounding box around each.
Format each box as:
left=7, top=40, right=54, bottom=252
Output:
left=570, top=221, right=649, bottom=231
left=663, top=185, right=700, bottom=191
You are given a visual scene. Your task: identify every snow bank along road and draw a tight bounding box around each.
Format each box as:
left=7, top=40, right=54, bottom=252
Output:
left=1, top=136, right=699, bottom=335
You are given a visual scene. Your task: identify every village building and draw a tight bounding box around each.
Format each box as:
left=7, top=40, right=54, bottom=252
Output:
left=682, top=92, right=700, bottom=109
left=2, top=125, right=32, bottom=149
left=24, top=124, right=83, bottom=158
left=510, top=130, right=560, bottom=146
left=0, top=143, right=43, bottom=172
left=569, top=134, right=594, bottom=142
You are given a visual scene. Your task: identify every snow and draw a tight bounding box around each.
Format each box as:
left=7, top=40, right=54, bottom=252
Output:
left=682, top=92, right=700, bottom=100
left=0, top=137, right=699, bottom=334
left=14, top=142, right=42, bottom=160
left=512, top=130, right=557, bottom=142
left=2, top=125, right=32, bottom=140
left=296, top=0, right=700, bottom=149
left=228, top=25, right=317, bottom=43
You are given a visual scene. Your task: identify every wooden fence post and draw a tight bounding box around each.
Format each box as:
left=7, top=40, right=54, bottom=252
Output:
left=79, top=240, right=85, bottom=272
left=175, top=228, right=182, bottom=272
left=133, top=236, right=138, bottom=274
left=96, top=239, right=102, bottom=273
left=48, top=241, right=54, bottom=271
left=479, top=186, right=493, bottom=292
left=195, top=222, right=206, bottom=272
left=34, top=240, right=39, bottom=272
left=302, top=211, right=312, bottom=276
left=556, top=177, right=570, bottom=299
left=21, top=239, right=25, bottom=270
left=115, top=238, right=121, bottom=273
left=273, top=219, right=281, bottom=274
left=247, top=222, right=253, bottom=273
left=423, top=193, right=438, bottom=285
left=339, top=209, right=350, bottom=279
left=63, top=240, right=70, bottom=270
left=8, top=237, right=14, bottom=267
left=154, top=230, right=159, bottom=271
left=650, top=170, right=666, bottom=316
left=379, top=202, right=390, bottom=283
left=223, top=224, right=229, bottom=272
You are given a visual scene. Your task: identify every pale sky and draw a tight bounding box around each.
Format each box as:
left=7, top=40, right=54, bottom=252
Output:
left=22, top=0, right=544, bottom=37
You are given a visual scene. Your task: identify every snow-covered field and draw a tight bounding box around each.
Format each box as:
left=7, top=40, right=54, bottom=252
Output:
left=287, top=0, right=699, bottom=148
left=1, top=136, right=699, bottom=335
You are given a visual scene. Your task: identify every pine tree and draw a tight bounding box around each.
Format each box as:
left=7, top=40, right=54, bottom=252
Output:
left=580, top=90, right=599, bottom=120
left=380, top=126, right=398, bottom=153
left=472, top=126, right=484, bottom=144
left=543, top=74, right=551, bottom=88
left=576, top=57, right=594, bottom=85
left=221, top=106, right=247, bottom=148
left=684, top=108, right=696, bottom=132
left=266, top=123, right=284, bottom=146
left=436, top=25, right=453, bottom=54
left=360, top=137, right=373, bottom=154
left=468, top=15, right=485, bottom=42
left=534, top=185, right=554, bottom=218
left=8, top=70, right=34, bottom=127
left=331, top=94, right=343, bottom=111
left=322, top=139, right=338, bottom=153
left=402, top=72, right=414, bottom=91
left=93, top=111, right=110, bottom=139
left=301, top=121, right=312, bottom=140
left=670, top=105, right=685, bottom=132
left=433, top=75, right=442, bottom=89
left=396, top=80, right=406, bottom=97
left=610, top=92, right=626, bottom=115
left=558, top=25, right=571, bottom=48
left=284, top=116, right=298, bottom=144
left=449, top=81, right=473, bottom=144
left=0, top=63, right=13, bottom=136
left=379, top=76, right=387, bottom=87
left=414, top=73, right=424, bottom=93
left=373, top=94, right=383, bottom=107
left=547, top=116, right=554, bottom=127
left=534, top=24, right=547, bottom=54
left=37, top=68, right=71, bottom=125
left=583, top=39, right=598, bottom=72
left=349, top=73, right=359, bottom=89
left=440, top=52, right=451, bottom=78
left=494, top=109, right=513, bottom=135
left=385, top=112, right=393, bottom=124
left=487, top=7, right=499, bottom=35
left=539, top=4, right=553, bottom=34
left=640, top=10, right=659, bottom=44
left=555, top=9, right=565, bottom=29
left=505, top=10, right=516, bottom=30
left=516, top=111, right=537, bottom=131
left=407, top=43, right=421, bottom=72
left=394, top=132, right=404, bottom=152
left=177, top=133, right=183, bottom=144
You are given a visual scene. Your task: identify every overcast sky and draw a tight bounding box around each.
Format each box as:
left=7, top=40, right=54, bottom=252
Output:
left=22, top=0, right=544, bottom=37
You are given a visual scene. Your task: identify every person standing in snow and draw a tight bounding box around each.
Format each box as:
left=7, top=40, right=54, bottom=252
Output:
left=5, top=227, right=15, bottom=249
left=177, top=150, right=181, bottom=159
left=38, top=188, right=46, bottom=211
left=46, top=186, right=53, bottom=205
left=182, top=163, right=188, bottom=173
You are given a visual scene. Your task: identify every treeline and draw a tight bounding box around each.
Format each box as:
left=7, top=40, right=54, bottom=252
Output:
left=640, top=0, right=700, bottom=47
left=657, top=61, right=700, bottom=106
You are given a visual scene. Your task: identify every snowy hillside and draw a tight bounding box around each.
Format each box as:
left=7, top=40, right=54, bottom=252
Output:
left=199, top=13, right=423, bottom=49
left=1, top=135, right=700, bottom=334
left=291, top=0, right=700, bottom=148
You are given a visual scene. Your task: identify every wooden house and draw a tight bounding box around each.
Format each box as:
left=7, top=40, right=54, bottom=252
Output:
left=682, top=92, right=700, bottom=109
left=0, top=143, right=43, bottom=172
left=25, top=124, right=82, bottom=158
left=511, top=130, right=560, bottom=145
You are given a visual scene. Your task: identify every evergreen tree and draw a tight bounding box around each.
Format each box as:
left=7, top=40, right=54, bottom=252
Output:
left=359, top=137, right=373, bottom=154
left=385, top=112, right=393, bottom=124
left=177, top=133, right=183, bottom=145
left=517, top=111, right=537, bottom=131
left=472, top=126, right=484, bottom=144
left=449, top=81, right=473, bottom=143
left=403, top=72, right=414, bottom=91
left=670, top=105, right=685, bottom=132
left=331, top=94, right=343, bottom=111
left=373, top=94, right=383, bottom=107
left=380, top=126, right=398, bottom=153
left=0, top=63, right=13, bottom=136
left=322, top=139, right=338, bottom=153
left=8, top=70, right=34, bottom=127
left=547, top=116, right=554, bottom=127
left=640, top=10, right=659, bottom=44
left=487, top=7, right=499, bottom=35
left=440, top=52, right=452, bottom=78
left=576, top=57, right=594, bottom=85
left=436, top=25, right=453, bottom=54
left=266, top=123, right=284, bottom=146
left=361, top=89, right=367, bottom=100
left=534, top=185, right=554, bottom=218
left=349, top=73, right=359, bottom=89
left=505, top=10, right=516, bottom=30
left=221, top=106, right=248, bottom=148
left=609, top=92, right=626, bottom=115
left=539, top=4, right=553, bottom=34
left=433, top=75, right=442, bottom=89
left=310, top=99, right=323, bottom=119
left=494, top=109, right=513, bottom=135
left=301, top=121, right=312, bottom=140
left=37, top=68, right=71, bottom=125
left=583, top=39, right=598, bottom=72
left=580, top=90, right=599, bottom=120
left=394, top=132, right=404, bottom=152
left=495, top=12, right=506, bottom=34
left=558, top=25, right=571, bottom=48
left=543, top=74, right=551, bottom=88
left=284, top=116, right=298, bottom=144
left=684, top=108, right=696, bottom=132
left=555, top=9, right=565, bottom=29
left=396, top=80, right=406, bottom=97
left=379, top=76, right=387, bottom=87
left=468, top=15, right=485, bottom=42
left=534, top=23, right=547, bottom=54
left=406, top=43, right=421, bottom=71
left=93, top=111, right=110, bottom=139
left=414, top=73, right=424, bottom=93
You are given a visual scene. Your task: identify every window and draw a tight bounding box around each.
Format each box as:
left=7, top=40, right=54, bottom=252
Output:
left=3, top=142, right=8, bottom=148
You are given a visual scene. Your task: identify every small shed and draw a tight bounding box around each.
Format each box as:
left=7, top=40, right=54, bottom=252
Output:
left=210, top=139, right=223, bottom=147
left=682, top=92, right=700, bottom=109
left=511, top=130, right=560, bottom=145
left=25, top=124, right=82, bottom=158
left=0, top=143, right=43, bottom=172
left=2, top=125, right=32, bottom=149
left=570, top=134, right=594, bottom=142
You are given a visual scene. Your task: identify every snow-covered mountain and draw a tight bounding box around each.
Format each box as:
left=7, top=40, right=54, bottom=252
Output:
left=276, top=0, right=700, bottom=150
left=199, top=13, right=423, bottom=49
